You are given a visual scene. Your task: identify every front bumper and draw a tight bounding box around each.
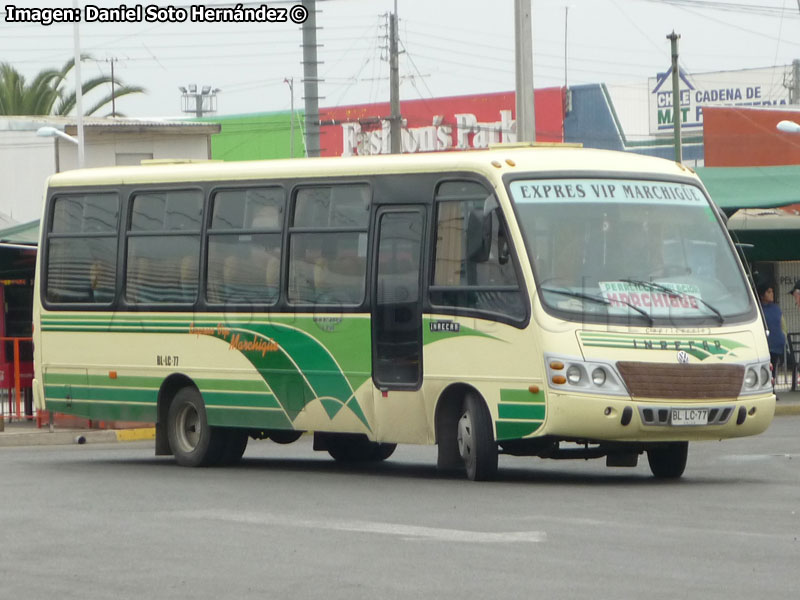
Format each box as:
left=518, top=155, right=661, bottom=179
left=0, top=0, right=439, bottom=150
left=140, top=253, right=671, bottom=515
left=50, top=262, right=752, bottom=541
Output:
left=541, top=391, right=775, bottom=442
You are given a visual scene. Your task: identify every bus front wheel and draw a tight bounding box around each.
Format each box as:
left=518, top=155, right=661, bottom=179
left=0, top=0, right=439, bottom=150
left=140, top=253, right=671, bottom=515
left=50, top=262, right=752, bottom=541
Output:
left=457, top=394, right=498, bottom=481
left=167, top=386, right=224, bottom=467
left=647, top=442, right=688, bottom=479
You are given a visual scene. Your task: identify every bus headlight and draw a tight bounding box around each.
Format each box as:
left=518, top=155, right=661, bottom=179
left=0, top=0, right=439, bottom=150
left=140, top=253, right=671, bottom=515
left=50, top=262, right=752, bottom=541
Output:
left=545, top=354, right=627, bottom=396
left=760, top=366, right=770, bottom=387
left=566, top=365, right=583, bottom=385
left=592, top=367, right=607, bottom=386
left=744, top=368, right=758, bottom=388
left=740, top=361, right=773, bottom=395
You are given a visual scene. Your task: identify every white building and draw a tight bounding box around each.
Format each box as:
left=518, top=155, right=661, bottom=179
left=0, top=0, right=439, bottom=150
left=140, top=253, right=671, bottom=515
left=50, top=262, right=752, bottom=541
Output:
left=0, top=116, right=220, bottom=223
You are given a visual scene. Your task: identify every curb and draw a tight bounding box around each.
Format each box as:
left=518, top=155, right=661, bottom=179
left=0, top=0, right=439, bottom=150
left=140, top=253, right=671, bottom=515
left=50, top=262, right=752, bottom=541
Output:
left=0, top=427, right=155, bottom=448
left=114, top=428, right=156, bottom=442
left=775, top=403, right=800, bottom=416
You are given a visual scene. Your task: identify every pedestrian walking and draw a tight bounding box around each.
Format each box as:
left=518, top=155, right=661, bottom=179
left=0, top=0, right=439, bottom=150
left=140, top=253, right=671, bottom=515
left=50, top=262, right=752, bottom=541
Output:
left=759, top=281, right=786, bottom=379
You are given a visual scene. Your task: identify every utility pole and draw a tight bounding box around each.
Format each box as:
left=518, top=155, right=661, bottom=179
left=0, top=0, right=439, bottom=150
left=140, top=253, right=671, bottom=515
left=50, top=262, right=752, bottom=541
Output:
left=514, top=0, right=535, bottom=142
left=301, top=0, right=322, bottom=157
left=389, top=2, right=401, bottom=153
left=285, top=77, right=295, bottom=157
left=792, top=59, right=800, bottom=104
left=107, top=57, right=117, bottom=117
left=667, top=31, right=682, bottom=163
left=72, top=0, right=85, bottom=168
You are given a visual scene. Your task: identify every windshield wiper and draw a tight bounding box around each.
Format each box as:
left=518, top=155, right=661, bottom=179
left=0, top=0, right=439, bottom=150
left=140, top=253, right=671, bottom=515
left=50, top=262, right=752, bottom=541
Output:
left=541, top=286, right=653, bottom=326
left=620, top=278, right=724, bottom=325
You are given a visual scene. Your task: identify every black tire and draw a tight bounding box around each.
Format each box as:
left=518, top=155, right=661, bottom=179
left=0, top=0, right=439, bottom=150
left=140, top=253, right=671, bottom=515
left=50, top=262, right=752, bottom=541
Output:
left=326, top=434, right=396, bottom=462
left=647, top=442, right=688, bottom=479
left=167, top=387, right=224, bottom=467
left=457, top=393, right=498, bottom=481
left=217, top=429, right=249, bottom=465
left=267, top=429, right=303, bottom=445
left=372, top=442, right=396, bottom=461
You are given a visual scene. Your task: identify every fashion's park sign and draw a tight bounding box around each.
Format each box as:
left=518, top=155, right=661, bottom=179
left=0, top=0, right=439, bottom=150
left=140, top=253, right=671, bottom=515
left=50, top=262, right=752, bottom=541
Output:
left=318, top=89, right=565, bottom=157
left=339, top=111, right=517, bottom=156
left=648, top=65, right=790, bottom=135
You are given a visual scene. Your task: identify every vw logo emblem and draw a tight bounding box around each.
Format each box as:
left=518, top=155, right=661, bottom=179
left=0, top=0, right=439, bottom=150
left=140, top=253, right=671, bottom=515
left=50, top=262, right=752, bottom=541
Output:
left=677, top=351, right=690, bottom=364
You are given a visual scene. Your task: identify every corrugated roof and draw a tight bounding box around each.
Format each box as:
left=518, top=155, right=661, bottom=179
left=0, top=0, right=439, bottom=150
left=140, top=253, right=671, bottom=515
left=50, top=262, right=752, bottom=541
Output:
left=0, top=220, right=39, bottom=245
left=0, top=115, right=219, bottom=134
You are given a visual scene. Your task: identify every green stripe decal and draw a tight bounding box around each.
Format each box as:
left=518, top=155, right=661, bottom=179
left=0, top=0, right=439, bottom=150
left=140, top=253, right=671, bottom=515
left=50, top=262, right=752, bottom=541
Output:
left=498, top=404, right=545, bottom=420
left=500, top=389, right=543, bottom=404
left=495, top=387, right=546, bottom=441
left=41, top=314, right=372, bottom=432
left=210, top=323, right=369, bottom=429
left=496, top=421, right=542, bottom=440
left=579, top=332, right=748, bottom=361
left=45, top=385, right=157, bottom=404
left=45, top=398, right=157, bottom=423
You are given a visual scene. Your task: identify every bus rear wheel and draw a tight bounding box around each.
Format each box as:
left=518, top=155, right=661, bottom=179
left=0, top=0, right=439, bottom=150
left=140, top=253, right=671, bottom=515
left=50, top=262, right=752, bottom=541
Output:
left=647, top=442, right=688, bottom=479
left=326, top=434, right=396, bottom=462
left=167, top=386, right=224, bottom=467
left=457, top=394, right=498, bottom=481
left=217, top=429, right=249, bottom=465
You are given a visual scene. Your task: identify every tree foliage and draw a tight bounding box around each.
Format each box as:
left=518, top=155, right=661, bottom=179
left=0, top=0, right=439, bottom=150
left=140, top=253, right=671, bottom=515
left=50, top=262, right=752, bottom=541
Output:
left=0, top=56, right=145, bottom=116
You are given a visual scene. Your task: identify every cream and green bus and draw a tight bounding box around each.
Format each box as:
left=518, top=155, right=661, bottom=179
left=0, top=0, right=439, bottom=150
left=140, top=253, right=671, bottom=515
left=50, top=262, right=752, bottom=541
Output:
left=32, top=147, right=775, bottom=480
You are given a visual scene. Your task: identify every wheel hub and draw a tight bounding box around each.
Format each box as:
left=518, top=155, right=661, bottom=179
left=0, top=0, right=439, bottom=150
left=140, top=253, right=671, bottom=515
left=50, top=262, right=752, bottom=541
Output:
left=176, top=404, right=200, bottom=452
left=457, top=411, right=473, bottom=462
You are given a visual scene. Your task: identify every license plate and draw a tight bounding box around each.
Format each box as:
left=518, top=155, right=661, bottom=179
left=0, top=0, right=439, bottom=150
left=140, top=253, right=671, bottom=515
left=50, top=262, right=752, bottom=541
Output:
left=671, top=408, right=709, bottom=426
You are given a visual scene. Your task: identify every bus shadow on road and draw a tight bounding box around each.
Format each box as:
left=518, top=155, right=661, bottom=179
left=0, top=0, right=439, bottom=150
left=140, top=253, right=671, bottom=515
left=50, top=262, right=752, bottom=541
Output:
left=82, top=453, right=760, bottom=487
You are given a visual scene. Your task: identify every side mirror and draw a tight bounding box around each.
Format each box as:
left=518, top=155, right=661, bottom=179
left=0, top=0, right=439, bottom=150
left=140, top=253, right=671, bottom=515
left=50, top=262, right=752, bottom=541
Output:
left=466, top=208, right=492, bottom=262
left=498, top=232, right=510, bottom=265
left=466, top=194, right=499, bottom=263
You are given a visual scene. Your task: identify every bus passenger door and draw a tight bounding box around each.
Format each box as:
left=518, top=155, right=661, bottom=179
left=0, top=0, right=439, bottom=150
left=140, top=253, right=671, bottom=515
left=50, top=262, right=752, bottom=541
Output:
left=371, top=206, right=428, bottom=443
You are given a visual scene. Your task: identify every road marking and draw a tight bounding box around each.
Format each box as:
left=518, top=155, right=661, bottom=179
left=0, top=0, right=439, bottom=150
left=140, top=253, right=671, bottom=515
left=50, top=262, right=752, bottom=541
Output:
left=177, top=510, right=546, bottom=544
left=719, top=453, right=799, bottom=462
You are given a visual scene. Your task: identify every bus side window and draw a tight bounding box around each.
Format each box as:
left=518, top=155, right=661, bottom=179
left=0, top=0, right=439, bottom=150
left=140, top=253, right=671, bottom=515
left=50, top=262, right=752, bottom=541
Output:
left=430, top=182, right=525, bottom=321
left=126, top=190, right=202, bottom=304
left=45, top=193, right=119, bottom=306
left=207, top=187, right=285, bottom=306
left=288, top=184, right=369, bottom=306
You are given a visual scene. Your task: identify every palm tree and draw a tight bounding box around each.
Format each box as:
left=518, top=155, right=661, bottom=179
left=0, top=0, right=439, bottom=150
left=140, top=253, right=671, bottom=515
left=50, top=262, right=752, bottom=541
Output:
left=0, top=56, right=145, bottom=117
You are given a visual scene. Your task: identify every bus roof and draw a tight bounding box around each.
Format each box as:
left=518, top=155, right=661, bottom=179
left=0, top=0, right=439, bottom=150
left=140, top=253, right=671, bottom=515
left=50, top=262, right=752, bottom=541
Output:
left=45, top=146, right=698, bottom=188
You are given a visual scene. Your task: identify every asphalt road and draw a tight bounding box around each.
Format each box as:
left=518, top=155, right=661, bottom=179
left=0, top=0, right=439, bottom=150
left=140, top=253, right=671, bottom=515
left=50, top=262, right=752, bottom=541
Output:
left=1, top=418, right=798, bottom=600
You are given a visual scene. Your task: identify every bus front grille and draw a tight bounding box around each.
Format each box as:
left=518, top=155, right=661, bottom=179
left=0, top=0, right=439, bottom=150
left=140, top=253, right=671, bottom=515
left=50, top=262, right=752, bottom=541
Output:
left=616, top=362, right=744, bottom=399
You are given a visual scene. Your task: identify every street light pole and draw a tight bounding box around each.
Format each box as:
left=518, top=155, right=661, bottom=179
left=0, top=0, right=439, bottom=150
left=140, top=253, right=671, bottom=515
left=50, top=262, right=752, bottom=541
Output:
left=777, top=120, right=800, bottom=133
left=36, top=126, right=80, bottom=145
left=73, top=0, right=85, bottom=167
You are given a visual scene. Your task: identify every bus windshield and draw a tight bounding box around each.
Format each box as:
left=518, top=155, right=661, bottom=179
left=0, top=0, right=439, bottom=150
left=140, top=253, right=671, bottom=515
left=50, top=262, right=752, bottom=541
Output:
left=508, top=177, right=754, bottom=325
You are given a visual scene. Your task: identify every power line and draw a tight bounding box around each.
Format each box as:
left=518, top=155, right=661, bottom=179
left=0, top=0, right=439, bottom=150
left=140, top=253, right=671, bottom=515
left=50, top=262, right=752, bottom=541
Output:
left=634, top=0, right=800, bottom=17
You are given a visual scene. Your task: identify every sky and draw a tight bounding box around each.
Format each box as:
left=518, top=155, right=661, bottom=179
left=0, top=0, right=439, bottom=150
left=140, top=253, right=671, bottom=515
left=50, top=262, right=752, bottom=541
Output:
left=0, top=0, right=798, bottom=118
